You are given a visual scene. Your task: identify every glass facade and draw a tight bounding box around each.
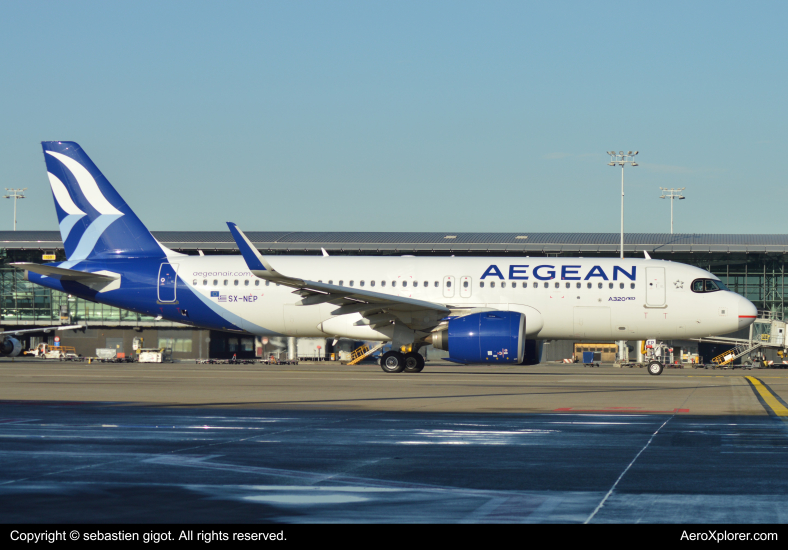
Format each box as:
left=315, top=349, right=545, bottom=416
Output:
left=1, top=267, right=160, bottom=326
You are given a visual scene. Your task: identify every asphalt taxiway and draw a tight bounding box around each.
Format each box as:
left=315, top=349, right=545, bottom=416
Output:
left=1, top=360, right=787, bottom=523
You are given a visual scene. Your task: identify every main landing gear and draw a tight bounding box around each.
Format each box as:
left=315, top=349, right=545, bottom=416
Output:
left=380, top=351, right=425, bottom=373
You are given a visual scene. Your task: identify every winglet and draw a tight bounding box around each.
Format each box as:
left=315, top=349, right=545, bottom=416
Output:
left=226, top=222, right=298, bottom=283
left=643, top=250, right=652, bottom=260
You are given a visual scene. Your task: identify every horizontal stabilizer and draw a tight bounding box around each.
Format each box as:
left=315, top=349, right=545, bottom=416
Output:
left=11, top=263, right=115, bottom=282
left=12, top=263, right=121, bottom=293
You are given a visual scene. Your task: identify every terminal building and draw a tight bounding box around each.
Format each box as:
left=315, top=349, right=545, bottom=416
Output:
left=2, top=230, right=786, bottom=363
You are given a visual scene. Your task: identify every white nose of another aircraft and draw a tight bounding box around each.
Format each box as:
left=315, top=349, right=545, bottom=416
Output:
left=737, top=295, right=758, bottom=329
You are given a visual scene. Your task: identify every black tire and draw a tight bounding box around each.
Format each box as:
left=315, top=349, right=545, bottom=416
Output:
left=647, top=361, right=664, bottom=376
left=380, top=351, right=405, bottom=373
left=403, top=352, right=425, bottom=373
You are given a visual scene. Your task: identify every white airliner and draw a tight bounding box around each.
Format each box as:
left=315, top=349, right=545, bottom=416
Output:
left=13, top=142, right=757, bottom=375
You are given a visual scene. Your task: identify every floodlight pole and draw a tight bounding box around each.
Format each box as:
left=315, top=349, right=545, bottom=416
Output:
left=659, top=187, right=686, bottom=234
left=607, top=152, right=638, bottom=259
left=3, top=188, right=27, bottom=231
left=607, top=152, right=638, bottom=363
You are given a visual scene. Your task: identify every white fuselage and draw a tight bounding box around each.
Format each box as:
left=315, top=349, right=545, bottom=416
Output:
left=178, top=255, right=756, bottom=341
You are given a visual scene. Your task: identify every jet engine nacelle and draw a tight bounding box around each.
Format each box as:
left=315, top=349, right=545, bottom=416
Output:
left=0, top=337, right=22, bottom=357
left=429, top=311, right=525, bottom=364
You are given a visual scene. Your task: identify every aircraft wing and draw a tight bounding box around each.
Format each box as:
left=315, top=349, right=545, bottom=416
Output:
left=227, top=223, right=451, bottom=330
left=0, top=324, right=84, bottom=337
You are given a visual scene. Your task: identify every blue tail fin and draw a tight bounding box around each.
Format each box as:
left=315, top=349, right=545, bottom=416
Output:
left=42, top=141, right=169, bottom=262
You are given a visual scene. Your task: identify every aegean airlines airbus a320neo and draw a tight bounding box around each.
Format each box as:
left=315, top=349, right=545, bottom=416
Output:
left=10, top=141, right=757, bottom=374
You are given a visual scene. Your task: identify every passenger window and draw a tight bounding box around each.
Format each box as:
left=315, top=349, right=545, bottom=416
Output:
left=224, top=280, right=228, bottom=286
left=533, top=282, right=538, bottom=288
left=234, top=280, right=239, bottom=286
left=544, top=282, right=549, bottom=288
left=328, top=280, right=333, bottom=285
left=463, top=281, right=469, bottom=288
left=619, top=283, right=624, bottom=289
left=480, top=281, right=485, bottom=288
left=349, top=281, right=354, bottom=287
left=202, top=279, right=207, bottom=286
left=360, top=281, right=364, bottom=287
left=587, top=283, right=592, bottom=289
left=192, top=279, right=197, bottom=285
left=598, top=283, right=603, bottom=289
left=413, top=281, right=418, bottom=287
left=255, top=280, right=259, bottom=286
left=490, top=281, right=496, bottom=288
left=434, top=281, right=439, bottom=287
left=423, top=281, right=428, bottom=287
left=392, top=281, right=396, bottom=287
left=630, top=283, right=635, bottom=289
left=566, top=282, right=570, bottom=288
left=501, top=282, right=506, bottom=288
left=511, top=282, right=516, bottom=288
left=266, top=281, right=270, bottom=286
left=576, top=282, right=581, bottom=288
left=608, top=283, right=613, bottom=289
left=371, top=281, right=375, bottom=287
left=554, top=282, right=559, bottom=288
left=339, top=280, right=344, bottom=286
left=213, top=280, right=218, bottom=286
left=381, top=281, right=386, bottom=287
left=402, top=281, right=407, bottom=287
left=244, top=280, right=249, bottom=286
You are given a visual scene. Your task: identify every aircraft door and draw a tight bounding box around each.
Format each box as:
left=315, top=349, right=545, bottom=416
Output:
left=645, top=267, right=666, bottom=306
left=443, top=276, right=455, bottom=298
left=158, top=263, right=179, bottom=303
left=460, top=276, right=472, bottom=298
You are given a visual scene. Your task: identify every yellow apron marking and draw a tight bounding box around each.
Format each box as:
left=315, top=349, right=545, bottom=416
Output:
left=746, top=376, right=788, bottom=417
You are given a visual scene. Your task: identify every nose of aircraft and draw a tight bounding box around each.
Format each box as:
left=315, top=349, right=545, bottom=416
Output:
left=737, top=295, right=758, bottom=329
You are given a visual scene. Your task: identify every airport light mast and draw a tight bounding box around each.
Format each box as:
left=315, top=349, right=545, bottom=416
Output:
left=3, top=188, right=27, bottom=231
left=607, top=151, right=638, bottom=259
left=607, top=151, right=637, bottom=363
left=659, top=187, right=685, bottom=234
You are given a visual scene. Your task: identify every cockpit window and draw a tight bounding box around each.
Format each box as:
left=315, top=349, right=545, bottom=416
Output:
left=691, top=278, right=728, bottom=293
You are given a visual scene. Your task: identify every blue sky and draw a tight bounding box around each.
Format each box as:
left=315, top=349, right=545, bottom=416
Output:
left=1, top=1, right=785, bottom=234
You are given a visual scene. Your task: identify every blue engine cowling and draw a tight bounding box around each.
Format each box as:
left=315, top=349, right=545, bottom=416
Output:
left=0, top=337, right=22, bottom=357
left=429, top=311, right=525, bottom=364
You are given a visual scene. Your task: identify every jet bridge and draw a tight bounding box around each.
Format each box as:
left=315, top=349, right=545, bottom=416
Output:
left=696, top=311, right=787, bottom=367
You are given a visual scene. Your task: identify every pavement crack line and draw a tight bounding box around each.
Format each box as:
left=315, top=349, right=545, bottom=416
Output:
left=583, top=415, right=672, bottom=524
left=583, top=381, right=699, bottom=524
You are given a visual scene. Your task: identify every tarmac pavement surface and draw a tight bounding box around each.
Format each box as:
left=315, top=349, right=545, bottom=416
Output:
left=1, top=359, right=787, bottom=523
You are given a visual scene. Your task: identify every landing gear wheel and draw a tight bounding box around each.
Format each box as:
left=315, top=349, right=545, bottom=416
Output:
left=403, top=352, right=425, bottom=373
left=380, top=351, right=405, bottom=373
left=647, top=361, right=664, bottom=376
